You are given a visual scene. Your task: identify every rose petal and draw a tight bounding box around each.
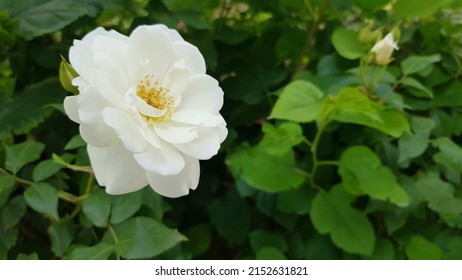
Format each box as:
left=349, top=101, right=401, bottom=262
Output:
left=88, top=143, right=148, bottom=195
left=173, top=127, right=220, bottom=160
left=154, top=121, right=198, bottom=144
left=129, top=25, right=174, bottom=82
left=171, top=109, right=225, bottom=127
left=78, top=86, right=110, bottom=124
left=178, top=74, right=224, bottom=114
left=146, top=156, right=199, bottom=198
left=64, top=95, right=81, bottom=123
left=172, top=41, right=206, bottom=74
left=92, top=53, right=128, bottom=109
left=133, top=140, right=185, bottom=176
left=156, top=24, right=184, bottom=41
left=162, top=59, right=191, bottom=99
left=102, top=107, right=148, bottom=153
left=135, top=97, right=166, bottom=118
left=80, top=121, right=117, bottom=147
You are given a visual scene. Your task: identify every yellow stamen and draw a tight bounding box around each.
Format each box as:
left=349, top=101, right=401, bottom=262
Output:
left=136, top=75, right=174, bottom=122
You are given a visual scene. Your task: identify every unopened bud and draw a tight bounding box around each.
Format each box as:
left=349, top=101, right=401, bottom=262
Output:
left=371, top=33, right=399, bottom=65
left=59, top=55, right=79, bottom=94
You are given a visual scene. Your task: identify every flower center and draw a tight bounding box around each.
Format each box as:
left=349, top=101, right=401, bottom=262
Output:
left=136, top=75, right=174, bottom=122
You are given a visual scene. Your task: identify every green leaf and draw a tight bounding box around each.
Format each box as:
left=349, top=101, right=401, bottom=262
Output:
left=17, top=252, right=39, bottom=260
left=331, top=28, right=369, bottom=60
left=0, top=78, right=65, bottom=136
left=398, top=117, right=435, bottom=164
left=400, top=76, right=433, bottom=98
left=401, top=54, right=441, bottom=76
left=328, top=87, right=409, bottom=137
left=269, top=80, right=324, bottom=123
left=405, top=235, right=442, bottom=260
left=0, top=0, right=90, bottom=40
left=260, top=122, right=304, bottom=156
left=432, top=80, right=462, bottom=107
left=393, top=0, right=453, bottom=18
left=48, top=219, right=75, bottom=256
left=414, top=173, right=462, bottom=214
left=355, top=0, right=389, bottom=10
left=432, top=137, right=462, bottom=173
left=310, top=185, right=375, bottom=255
left=161, top=0, right=219, bottom=12
left=0, top=223, right=18, bottom=250
left=109, top=190, right=143, bottom=224
left=208, top=190, right=251, bottom=243
left=32, top=159, right=64, bottom=182
left=24, top=183, right=59, bottom=220
left=183, top=224, right=212, bottom=258
left=226, top=145, right=305, bottom=192
left=256, top=247, right=286, bottom=260
left=250, top=230, right=288, bottom=253
left=339, top=146, right=409, bottom=206
left=2, top=196, right=26, bottom=230
left=82, top=187, right=111, bottom=227
left=368, top=239, right=395, bottom=260
left=5, top=141, right=45, bottom=174
left=64, top=134, right=86, bottom=150
left=67, top=242, right=114, bottom=260
left=0, top=174, right=15, bottom=208
left=114, top=216, right=186, bottom=259
left=276, top=187, right=312, bottom=214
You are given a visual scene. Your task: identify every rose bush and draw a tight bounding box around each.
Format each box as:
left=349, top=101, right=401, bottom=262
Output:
left=64, top=25, right=227, bottom=197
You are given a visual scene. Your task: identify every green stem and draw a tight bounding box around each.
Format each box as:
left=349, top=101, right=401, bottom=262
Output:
left=317, top=160, right=338, bottom=166
left=57, top=190, right=79, bottom=204
left=0, top=167, right=33, bottom=185
left=309, top=120, right=330, bottom=189
left=108, top=224, right=120, bottom=260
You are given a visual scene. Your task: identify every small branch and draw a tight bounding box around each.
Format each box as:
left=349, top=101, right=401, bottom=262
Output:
left=57, top=190, right=79, bottom=204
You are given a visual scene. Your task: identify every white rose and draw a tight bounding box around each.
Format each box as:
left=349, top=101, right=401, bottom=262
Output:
left=63, top=25, right=227, bottom=198
left=371, top=33, right=399, bottom=65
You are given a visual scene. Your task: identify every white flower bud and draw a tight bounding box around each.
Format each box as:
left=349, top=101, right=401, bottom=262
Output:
left=371, top=33, right=399, bottom=65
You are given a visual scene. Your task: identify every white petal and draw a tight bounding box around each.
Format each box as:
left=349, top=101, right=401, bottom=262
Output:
left=78, top=86, right=110, bottom=123
left=146, top=156, right=199, bottom=198
left=162, top=59, right=191, bottom=98
left=128, top=25, right=174, bottom=81
left=80, top=27, right=108, bottom=42
left=135, top=96, right=166, bottom=118
left=173, top=127, right=220, bottom=160
left=80, top=121, right=117, bottom=147
left=69, top=40, right=94, bottom=82
left=156, top=24, right=184, bottom=41
left=64, top=95, right=80, bottom=123
left=91, top=34, right=129, bottom=69
left=88, top=143, right=148, bottom=195
left=154, top=121, right=198, bottom=144
left=171, top=109, right=225, bottom=127
left=178, top=74, right=224, bottom=114
left=172, top=41, right=206, bottom=74
left=211, top=122, right=228, bottom=143
left=133, top=140, right=185, bottom=176
left=92, top=53, right=128, bottom=109
left=102, top=107, right=148, bottom=153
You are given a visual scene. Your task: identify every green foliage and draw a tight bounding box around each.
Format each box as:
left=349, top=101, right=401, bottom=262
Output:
left=310, top=186, right=375, bottom=255
left=24, top=183, right=59, bottom=220
left=0, top=0, right=461, bottom=260
left=339, top=146, right=409, bottom=206
left=112, top=217, right=186, bottom=259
